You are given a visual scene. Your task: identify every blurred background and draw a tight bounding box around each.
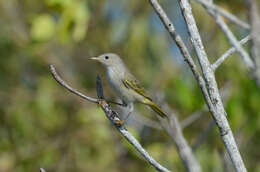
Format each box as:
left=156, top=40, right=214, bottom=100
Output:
left=0, top=0, right=260, bottom=171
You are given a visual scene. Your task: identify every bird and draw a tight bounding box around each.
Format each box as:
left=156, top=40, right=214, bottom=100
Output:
left=90, top=53, right=168, bottom=121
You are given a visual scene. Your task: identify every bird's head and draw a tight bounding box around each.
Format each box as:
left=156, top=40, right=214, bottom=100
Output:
left=90, top=53, right=124, bottom=68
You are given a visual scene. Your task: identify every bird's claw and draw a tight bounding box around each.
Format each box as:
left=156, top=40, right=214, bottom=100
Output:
left=114, top=119, right=125, bottom=126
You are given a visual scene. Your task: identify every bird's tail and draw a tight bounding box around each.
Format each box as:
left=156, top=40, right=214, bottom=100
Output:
left=142, top=99, right=168, bottom=118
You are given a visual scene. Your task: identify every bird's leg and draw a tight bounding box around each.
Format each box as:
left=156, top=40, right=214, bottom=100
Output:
left=107, top=100, right=125, bottom=107
left=104, top=100, right=128, bottom=126
left=123, top=103, right=134, bottom=122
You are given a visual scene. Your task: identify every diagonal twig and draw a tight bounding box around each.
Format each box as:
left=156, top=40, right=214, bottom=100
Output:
left=212, top=35, right=251, bottom=71
left=200, top=0, right=260, bottom=93
left=181, top=108, right=207, bottom=129
left=213, top=15, right=254, bottom=69
left=50, top=64, right=171, bottom=172
left=191, top=119, right=215, bottom=150
left=198, top=0, right=255, bottom=70
left=191, top=0, right=250, bottom=29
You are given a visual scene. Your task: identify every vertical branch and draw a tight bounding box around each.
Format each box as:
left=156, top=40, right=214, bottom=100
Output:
left=149, top=0, right=247, bottom=171
left=247, top=0, right=260, bottom=89
left=247, top=0, right=260, bottom=61
left=176, top=1, right=246, bottom=171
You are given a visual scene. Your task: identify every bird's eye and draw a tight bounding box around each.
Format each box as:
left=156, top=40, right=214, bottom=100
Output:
left=105, top=56, right=109, bottom=60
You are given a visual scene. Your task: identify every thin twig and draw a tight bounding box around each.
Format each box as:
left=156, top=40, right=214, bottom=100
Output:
left=50, top=64, right=171, bottom=172
left=212, top=35, right=251, bottom=71
left=181, top=109, right=207, bottom=129
left=50, top=65, right=99, bottom=103
left=191, top=120, right=215, bottom=150
left=191, top=0, right=250, bottom=29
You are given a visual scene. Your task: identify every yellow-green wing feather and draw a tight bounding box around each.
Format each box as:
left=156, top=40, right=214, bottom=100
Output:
left=122, top=78, right=152, bottom=101
left=122, top=75, right=168, bottom=118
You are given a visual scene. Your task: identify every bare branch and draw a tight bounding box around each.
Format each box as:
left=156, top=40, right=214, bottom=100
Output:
left=212, top=35, right=251, bottom=71
left=50, top=65, right=171, bottom=172
left=191, top=0, right=250, bottom=29
left=155, top=93, right=202, bottom=172
left=175, top=0, right=247, bottom=171
left=149, top=2, right=245, bottom=170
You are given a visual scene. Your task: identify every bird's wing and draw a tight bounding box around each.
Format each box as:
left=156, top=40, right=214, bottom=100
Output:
left=122, top=75, right=152, bottom=101
left=122, top=74, right=168, bottom=118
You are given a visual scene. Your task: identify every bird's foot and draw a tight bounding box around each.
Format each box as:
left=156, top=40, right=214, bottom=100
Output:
left=107, top=100, right=126, bottom=107
left=114, top=119, right=125, bottom=126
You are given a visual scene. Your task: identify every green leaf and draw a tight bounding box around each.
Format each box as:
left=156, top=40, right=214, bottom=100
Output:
left=31, top=14, right=56, bottom=41
left=72, top=2, right=89, bottom=42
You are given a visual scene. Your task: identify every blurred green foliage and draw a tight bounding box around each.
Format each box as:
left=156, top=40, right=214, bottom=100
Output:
left=0, top=0, right=260, bottom=171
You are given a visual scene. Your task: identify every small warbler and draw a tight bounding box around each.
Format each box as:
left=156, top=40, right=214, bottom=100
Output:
left=90, top=53, right=167, bottom=120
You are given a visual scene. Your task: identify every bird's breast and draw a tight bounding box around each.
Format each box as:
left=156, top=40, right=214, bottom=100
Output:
left=107, top=68, right=135, bottom=103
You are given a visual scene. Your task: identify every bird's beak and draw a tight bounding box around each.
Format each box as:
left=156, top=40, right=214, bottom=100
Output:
left=89, top=57, right=99, bottom=61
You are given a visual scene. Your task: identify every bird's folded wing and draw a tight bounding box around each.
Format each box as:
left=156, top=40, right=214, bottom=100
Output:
left=122, top=77, right=168, bottom=118
left=122, top=78, right=152, bottom=101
